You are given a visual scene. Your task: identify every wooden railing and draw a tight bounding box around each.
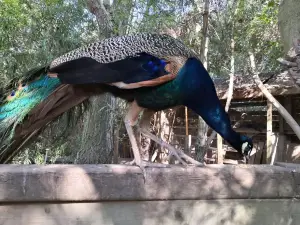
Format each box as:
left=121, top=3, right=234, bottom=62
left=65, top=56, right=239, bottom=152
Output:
left=0, top=163, right=300, bottom=224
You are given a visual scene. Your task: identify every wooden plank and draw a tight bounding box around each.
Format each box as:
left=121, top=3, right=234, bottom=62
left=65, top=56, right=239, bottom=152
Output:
left=0, top=164, right=297, bottom=202
left=279, top=105, right=285, bottom=134
left=275, top=162, right=300, bottom=169
left=248, top=142, right=258, bottom=164
left=185, top=107, right=188, bottom=135
left=277, top=134, right=286, bottom=162
left=270, top=133, right=279, bottom=165
left=1, top=199, right=300, bottom=225
left=223, top=159, right=238, bottom=164
left=277, top=107, right=286, bottom=162
left=230, top=100, right=267, bottom=107
left=266, top=100, right=273, bottom=164
left=283, top=96, right=292, bottom=131
left=217, top=86, right=300, bottom=100
left=184, top=135, right=191, bottom=155
left=113, top=125, right=120, bottom=164
left=254, top=142, right=265, bottom=164
left=235, top=128, right=295, bottom=135
left=217, top=134, right=223, bottom=164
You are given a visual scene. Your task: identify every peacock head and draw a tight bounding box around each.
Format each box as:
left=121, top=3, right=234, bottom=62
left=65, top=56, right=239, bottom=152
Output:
left=239, top=135, right=253, bottom=160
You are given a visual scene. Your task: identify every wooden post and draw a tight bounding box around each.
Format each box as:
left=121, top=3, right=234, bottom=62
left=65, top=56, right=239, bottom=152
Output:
left=282, top=96, right=292, bottom=161
left=277, top=99, right=286, bottom=162
left=112, top=124, right=120, bottom=164
left=185, top=135, right=192, bottom=156
left=266, top=100, right=273, bottom=164
left=283, top=96, right=292, bottom=131
left=217, top=134, right=223, bottom=164
left=184, top=107, right=191, bottom=155
left=185, top=107, right=188, bottom=136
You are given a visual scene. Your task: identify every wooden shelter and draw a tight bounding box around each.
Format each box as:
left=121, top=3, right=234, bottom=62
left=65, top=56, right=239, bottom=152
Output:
left=215, top=70, right=300, bottom=164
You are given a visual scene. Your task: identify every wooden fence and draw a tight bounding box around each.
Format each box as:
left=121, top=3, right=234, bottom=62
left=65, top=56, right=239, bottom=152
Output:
left=0, top=163, right=300, bottom=224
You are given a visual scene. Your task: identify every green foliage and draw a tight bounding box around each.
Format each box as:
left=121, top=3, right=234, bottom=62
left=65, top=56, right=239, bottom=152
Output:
left=0, top=0, right=99, bottom=163
left=0, top=0, right=98, bottom=90
left=204, top=0, right=283, bottom=76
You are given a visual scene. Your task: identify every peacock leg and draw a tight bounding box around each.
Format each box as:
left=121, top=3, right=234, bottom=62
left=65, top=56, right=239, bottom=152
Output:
left=124, top=101, right=143, bottom=166
left=138, top=109, right=204, bottom=166
left=124, top=101, right=170, bottom=169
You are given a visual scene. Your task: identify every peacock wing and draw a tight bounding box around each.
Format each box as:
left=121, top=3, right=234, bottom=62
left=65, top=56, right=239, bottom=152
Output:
left=48, top=52, right=176, bottom=89
left=46, top=33, right=196, bottom=89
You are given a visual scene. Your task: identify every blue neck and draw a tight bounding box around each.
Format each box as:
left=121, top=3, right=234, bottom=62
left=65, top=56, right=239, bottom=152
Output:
left=179, top=58, right=243, bottom=151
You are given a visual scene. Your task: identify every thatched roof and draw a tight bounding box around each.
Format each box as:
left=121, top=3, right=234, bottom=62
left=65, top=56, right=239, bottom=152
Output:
left=214, top=70, right=300, bottom=100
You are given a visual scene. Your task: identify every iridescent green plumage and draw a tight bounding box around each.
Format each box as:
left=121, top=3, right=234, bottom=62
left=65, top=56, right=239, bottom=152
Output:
left=0, top=74, right=60, bottom=146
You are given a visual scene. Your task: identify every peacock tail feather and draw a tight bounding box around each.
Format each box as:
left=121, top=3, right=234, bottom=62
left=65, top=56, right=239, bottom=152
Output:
left=0, top=70, right=61, bottom=147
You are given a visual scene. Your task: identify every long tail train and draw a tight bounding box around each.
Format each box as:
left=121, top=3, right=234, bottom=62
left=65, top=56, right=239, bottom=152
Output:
left=0, top=67, right=102, bottom=163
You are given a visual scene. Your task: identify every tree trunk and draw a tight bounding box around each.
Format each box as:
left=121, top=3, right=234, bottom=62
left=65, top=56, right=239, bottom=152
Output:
left=87, top=0, right=114, bottom=38
left=69, top=0, right=116, bottom=164
left=199, top=0, right=210, bottom=66
left=195, top=0, right=209, bottom=162
left=278, top=0, right=300, bottom=53
left=206, top=1, right=238, bottom=151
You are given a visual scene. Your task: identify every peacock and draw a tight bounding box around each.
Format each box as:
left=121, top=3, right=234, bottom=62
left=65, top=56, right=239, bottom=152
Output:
left=0, top=33, right=253, bottom=166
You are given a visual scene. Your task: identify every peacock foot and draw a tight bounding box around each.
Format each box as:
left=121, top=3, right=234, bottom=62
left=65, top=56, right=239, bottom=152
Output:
left=124, top=158, right=170, bottom=182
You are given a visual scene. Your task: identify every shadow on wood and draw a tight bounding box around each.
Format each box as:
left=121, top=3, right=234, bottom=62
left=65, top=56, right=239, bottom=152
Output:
left=0, top=164, right=300, bottom=224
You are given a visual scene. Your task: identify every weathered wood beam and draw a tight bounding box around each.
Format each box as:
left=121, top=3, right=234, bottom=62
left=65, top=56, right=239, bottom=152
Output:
left=0, top=164, right=298, bottom=202
left=217, top=135, right=223, bottom=164
left=283, top=96, right=292, bottom=131
left=1, top=199, right=300, bottom=225
left=229, top=100, right=267, bottom=107
left=217, top=87, right=300, bottom=100
left=277, top=101, right=286, bottom=162
left=254, top=142, right=265, bottom=164
left=235, top=128, right=295, bottom=135
left=266, top=101, right=273, bottom=164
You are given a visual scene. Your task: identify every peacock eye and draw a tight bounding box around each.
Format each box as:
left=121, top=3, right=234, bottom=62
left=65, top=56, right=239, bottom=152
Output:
left=11, top=91, right=15, bottom=96
left=22, top=83, right=26, bottom=87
